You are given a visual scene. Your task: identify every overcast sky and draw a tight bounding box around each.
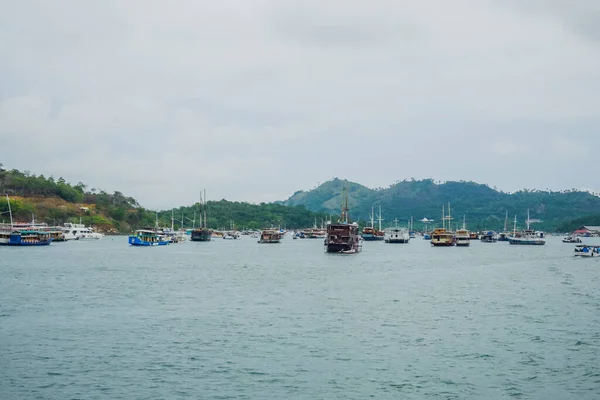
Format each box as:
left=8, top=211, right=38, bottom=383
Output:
left=1, top=0, right=599, bottom=209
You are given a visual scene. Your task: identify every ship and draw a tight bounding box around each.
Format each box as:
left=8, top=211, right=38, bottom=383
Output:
left=384, top=218, right=410, bottom=243
left=190, top=189, right=212, bottom=242
left=430, top=203, right=455, bottom=246
left=455, top=216, right=470, bottom=247
left=361, top=205, right=384, bottom=241
left=325, top=183, right=362, bottom=253
left=508, top=211, right=546, bottom=245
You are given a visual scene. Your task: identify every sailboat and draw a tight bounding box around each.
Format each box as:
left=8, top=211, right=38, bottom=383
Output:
left=191, top=189, right=212, bottom=242
left=508, top=210, right=545, bottom=245
left=325, top=182, right=362, bottom=253
left=455, top=216, right=470, bottom=247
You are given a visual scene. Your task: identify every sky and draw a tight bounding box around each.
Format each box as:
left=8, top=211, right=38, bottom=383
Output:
left=1, top=0, right=599, bottom=209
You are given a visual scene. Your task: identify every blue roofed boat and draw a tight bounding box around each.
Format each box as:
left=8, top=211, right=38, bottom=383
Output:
left=0, top=230, right=53, bottom=246
left=128, top=229, right=170, bottom=246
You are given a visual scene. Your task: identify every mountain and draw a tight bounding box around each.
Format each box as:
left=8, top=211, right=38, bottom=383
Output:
left=281, top=178, right=600, bottom=232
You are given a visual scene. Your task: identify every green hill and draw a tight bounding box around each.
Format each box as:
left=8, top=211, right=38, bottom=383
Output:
left=281, top=178, right=600, bottom=232
left=0, top=165, right=328, bottom=232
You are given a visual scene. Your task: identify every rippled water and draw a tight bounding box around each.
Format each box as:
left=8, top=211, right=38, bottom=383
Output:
left=1, top=236, right=599, bottom=399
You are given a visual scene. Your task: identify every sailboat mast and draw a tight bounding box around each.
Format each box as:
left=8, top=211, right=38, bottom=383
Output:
left=442, top=205, right=445, bottom=230
left=448, top=202, right=451, bottom=231
left=204, top=189, right=208, bottom=229
left=171, top=209, right=174, bottom=231
left=462, top=215, right=466, bottom=230
left=526, top=209, right=530, bottom=230
left=370, top=206, right=374, bottom=228
left=504, top=210, right=508, bottom=232
left=6, top=195, right=13, bottom=229
left=378, top=204, right=382, bottom=231
left=513, top=215, right=517, bottom=235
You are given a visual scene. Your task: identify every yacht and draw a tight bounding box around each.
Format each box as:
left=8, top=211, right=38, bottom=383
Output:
left=63, top=222, right=104, bottom=240
left=508, top=211, right=545, bottom=245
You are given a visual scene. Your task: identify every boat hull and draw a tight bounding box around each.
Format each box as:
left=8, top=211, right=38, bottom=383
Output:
left=455, top=241, right=470, bottom=247
left=361, top=235, right=383, bottom=241
left=508, top=239, right=545, bottom=245
left=190, top=229, right=212, bottom=242
left=128, top=236, right=170, bottom=246
left=0, top=240, right=52, bottom=246
left=385, top=239, right=409, bottom=244
left=258, top=239, right=280, bottom=243
left=431, top=242, right=455, bottom=247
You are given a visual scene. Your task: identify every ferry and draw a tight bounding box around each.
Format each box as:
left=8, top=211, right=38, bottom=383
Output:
left=384, top=219, right=410, bottom=243
left=455, top=216, right=470, bottom=247
left=128, top=229, right=170, bottom=246
left=430, top=204, right=455, bottom=246
left=0, top=230, right=53, bottom=246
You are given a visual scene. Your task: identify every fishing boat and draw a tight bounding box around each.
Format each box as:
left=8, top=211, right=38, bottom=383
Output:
left=574, top=244, right=600, bottom=257
left=258, top=229, right=283, bottom=243
left=480, top=231, right=498, bottom=243
left=508, top=211, right=546, bottom=245
left=384, top=218, right=410, bottom=243
left=361, top=205, right=384, bottom=241
left=563, top=236, right=582, bottom=243
left=430, top=204, right=455, bottom=246
left=325, top=184, right=362, bottom=253
left=128, top=229, right=170, bottom=246
left=455, top=216, right=470, bottom=247
left=190, top=189, right=212, bottom=242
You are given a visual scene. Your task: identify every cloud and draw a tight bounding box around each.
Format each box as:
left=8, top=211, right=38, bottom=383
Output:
left=1, top=0, right=599, bottom=209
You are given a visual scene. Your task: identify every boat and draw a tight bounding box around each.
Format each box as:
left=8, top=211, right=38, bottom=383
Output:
left=423, top=233, right=431, bottom=240
left=128, top=229, right=170, bottom=246
left=190, top=189, right=212, bottom=242
left=498, top=211, right=510, bottom=241
left=408, top=217, right=416, bottom=238
left=574, top=244, right=600, bottom=257
left=361, top=205, right=384, bottom=241
left=563, top=236, right=582, bottom=243
left=480, top=231, right=498, bottom=243
left=384, top=218, right=410, bottom=243
left=258, top=229, right=283, bottom=243
left=508, top=211, right=546, bottom=245
left=430, top=204, right=455, bottom=246
left=63, top=221, right=104, bottom=240
left=325, top=184, right=362, bottom=253
left=0, top=230, right=53, bottom=246
left=455, top=216, right=470, bottom=247
left=469, top=232, right=480, bottom=240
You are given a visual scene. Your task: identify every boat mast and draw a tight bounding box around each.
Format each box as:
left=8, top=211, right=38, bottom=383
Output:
left=513, top=215, right=517, bottom=236
left=526, top=209, right=530, bottom=230
left=171, top=209, right=174, bottom=231
left=370, top=206, right=374, bottom=228
left=378, top=204, right=383, bottom=231
left=442, top=205, right=445, bottom=230
left=6, top=195, right=13, bottom=229
left=204, top=189, right=208, bottom=229
left=462, top=215, right=466, bottom=230
left=447, top=202, right=452, bottom=231
left=504, top=210, right=508, bottom=232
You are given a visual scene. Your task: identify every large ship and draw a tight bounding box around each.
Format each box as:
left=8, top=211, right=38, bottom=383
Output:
left=325, top=184, right=362, bottom=253
left=190, top=189, right=212, bottom=242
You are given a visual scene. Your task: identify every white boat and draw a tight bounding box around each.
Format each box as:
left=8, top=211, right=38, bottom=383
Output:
left=574, top=244, right=600, bottom=257
left=507, top=211, right=545, bottom=246
left=563, top=236, right=582, bottom=243
left=63, top=222, right=104, bottom=240
left=384, top=219, right=410, bottom=243
left=455, top=216, right=470, bottom=247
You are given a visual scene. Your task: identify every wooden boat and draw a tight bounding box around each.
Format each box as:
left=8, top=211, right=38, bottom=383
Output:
left=430, top=204, right=455, bottom=246
left=361, top=205, right=384, bottom=241
left=190, top=189, right=212, bottom=242
left=325, top=184, right=362, bottom=253
left=258, top=229, right=283, bottom=243
left=128, top=229, right=170, bottom=246
left=0, top=230, right=53, bottom=246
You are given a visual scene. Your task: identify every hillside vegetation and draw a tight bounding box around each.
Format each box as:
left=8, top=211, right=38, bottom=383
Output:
left=282, top=178, right=600, bottom=232
left=0, top=165, right=328, bottom=232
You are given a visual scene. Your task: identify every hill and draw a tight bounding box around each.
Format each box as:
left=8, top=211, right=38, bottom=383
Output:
left=0, top=165, right=328, bottom=232
left=281, top=178, right=600, bottom=232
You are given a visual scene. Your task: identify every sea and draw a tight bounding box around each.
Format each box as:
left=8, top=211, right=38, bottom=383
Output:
left=1, top=235, right=599, bottom=399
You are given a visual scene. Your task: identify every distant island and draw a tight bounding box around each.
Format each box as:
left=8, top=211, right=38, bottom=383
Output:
left=1, top=165, right=598, bottom=233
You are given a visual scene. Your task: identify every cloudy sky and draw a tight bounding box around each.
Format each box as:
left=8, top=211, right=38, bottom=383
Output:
left=1, top=0, right=599, bottom=209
